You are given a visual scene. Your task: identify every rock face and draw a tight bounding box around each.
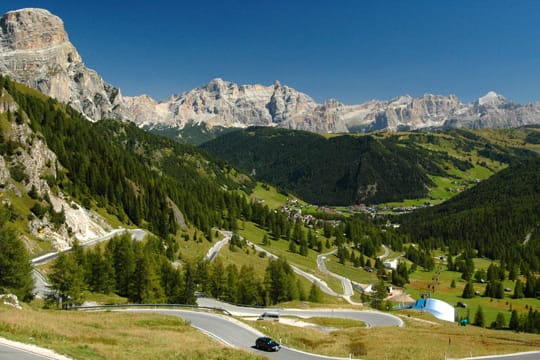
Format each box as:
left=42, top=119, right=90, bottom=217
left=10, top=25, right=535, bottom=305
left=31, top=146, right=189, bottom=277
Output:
left=0, top=8, right=122, bottom=121
left=0, top=87, right=112, bottom=251
left=132, top=78, right=343, bottom=132
left=2, top=8, right=540, bottom=134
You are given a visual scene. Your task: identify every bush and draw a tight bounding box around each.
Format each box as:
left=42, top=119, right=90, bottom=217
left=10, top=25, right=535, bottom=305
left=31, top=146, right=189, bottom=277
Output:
left=9, top=163, right=28, bottom=182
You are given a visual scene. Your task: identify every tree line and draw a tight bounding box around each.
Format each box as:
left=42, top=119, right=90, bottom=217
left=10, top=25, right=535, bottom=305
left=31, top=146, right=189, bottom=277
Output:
left=46, top=233, right=323, bottom=308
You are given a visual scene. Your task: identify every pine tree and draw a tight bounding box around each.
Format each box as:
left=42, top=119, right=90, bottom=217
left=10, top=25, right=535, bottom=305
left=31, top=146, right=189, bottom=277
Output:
left=474, top=306, right=485, bottom=327
left=224, top=264, right=239, bottom=303
left=370, top=280, right=387, bottom=310
left=160, top=262, right=185, bottom=304
left=524, top=273, right=537, bottom=298
left=128, top=245, right=164, bottom=303
left=308, top=282, right=322, bottom=303
left=462, top=280, right=475, bottom=299
left=237, top=265, right=261, bottom=305
left=492, top=312, right=506, bottom=330
left=182, top=261, right=197, bottom=305
left=513, top=279, right=524, bottom=299
left=107, top=234, right=136, bottom=297
left=297, top=279, right=306, bottom=301
left=0, top=226, right=34, bottom=302
left=509, top=310, right=520, bottom=331
left=48, top=253, right=85, bottom=308
left=209, top=259, right=225, bottom=299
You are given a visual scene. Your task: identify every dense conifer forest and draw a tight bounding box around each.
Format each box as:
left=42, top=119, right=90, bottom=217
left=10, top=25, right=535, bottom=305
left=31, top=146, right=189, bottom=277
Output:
left=399, top=158, right=540, bottom=273
left=200, top=126, right=537, bottom=205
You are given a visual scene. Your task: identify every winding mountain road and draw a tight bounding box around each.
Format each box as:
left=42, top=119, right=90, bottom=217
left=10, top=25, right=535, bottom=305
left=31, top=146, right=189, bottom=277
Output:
left=204, top=230, right=233, bottom=262
left=116, top=300, right=403, bottom=360
left=206, top=231, right=339, bottom=296
left=317, top=250, right=355, bottom=299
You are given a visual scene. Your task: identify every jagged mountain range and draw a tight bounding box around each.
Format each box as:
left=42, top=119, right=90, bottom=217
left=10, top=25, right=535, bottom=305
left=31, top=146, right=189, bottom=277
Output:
left=2, top=8, right=540, bottom=137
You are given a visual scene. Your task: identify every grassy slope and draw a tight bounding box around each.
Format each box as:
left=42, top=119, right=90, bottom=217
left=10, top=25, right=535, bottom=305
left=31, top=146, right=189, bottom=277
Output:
left=0, top=304, right=263, bottom=360
left=246, top=313, right=540, bottom=360
left=238, top=222, right=344, bottom=295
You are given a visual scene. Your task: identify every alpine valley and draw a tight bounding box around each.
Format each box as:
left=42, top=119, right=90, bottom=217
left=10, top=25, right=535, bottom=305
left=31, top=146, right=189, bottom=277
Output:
left=0, top=7, right=539, bottom=360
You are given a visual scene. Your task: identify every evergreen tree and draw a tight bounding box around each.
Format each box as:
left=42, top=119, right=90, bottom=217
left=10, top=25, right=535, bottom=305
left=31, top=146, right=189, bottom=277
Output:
left=474, top=306, right=485, bottom=327
left=160, top=262, right=185, bottom=304
left=524, top=273, right=537, bottom=298
left=264, top=258, right=296, bottom=304
left=462, top=280, right=475, bottom=298
left=491, top=312, right=506, bottom=330
left=237, top=265, right=261, bottom=305
left=128, top=245, right=164, bottom=303
left=297, top=279, right=306, bottom=301
left=223, top=264, right=239, bottom=303
left=288, top=240, right=297, bottom=254
left=308, top=282, right=323, bottom=303
left=508, top=265, right=519, bottom=281
left=107, top=234, right=136, bottom=297
left=86, top=248, right=115, bottom=294
left=182, top=261, right=197, bottom=305
left=0, top=226, right=34, bottom=301
left=446, top=254, right=454, bottom=271
left=370, top=280, right=387, bottom=310
left=509, top=310, right=520, bottom=331
left=48, top=253, right=85, bottom=308
left=209, top=259, right=225, bottom=299
left=513, top=279, right=524, bottom=299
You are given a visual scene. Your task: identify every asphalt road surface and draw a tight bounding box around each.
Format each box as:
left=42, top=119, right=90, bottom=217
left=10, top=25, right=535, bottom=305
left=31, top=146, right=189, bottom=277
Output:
left=0, top=342, right=70, bottom=360
left=126, top=308, right=350, bottom=360
left=0, top=344, right=50, bottom=360
left=197, top=297, right=403, bottom=328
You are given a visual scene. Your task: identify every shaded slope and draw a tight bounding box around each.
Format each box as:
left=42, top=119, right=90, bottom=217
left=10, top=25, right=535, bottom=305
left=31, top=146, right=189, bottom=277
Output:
left=399, top=158, right=540, bottom=269
left=200, top=127, right=434, bottom=205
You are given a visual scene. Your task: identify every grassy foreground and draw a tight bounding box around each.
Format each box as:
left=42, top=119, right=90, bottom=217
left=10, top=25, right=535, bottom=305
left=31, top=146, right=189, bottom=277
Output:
left=248, top=311, right=540, bottom=360
left=2, top=302, right=539, bottom=360
left=0, top=304, right=263, bottom=360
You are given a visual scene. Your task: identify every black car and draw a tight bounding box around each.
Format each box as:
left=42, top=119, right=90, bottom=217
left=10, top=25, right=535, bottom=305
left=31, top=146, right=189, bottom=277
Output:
left=255, top=337, right=281, bottom=352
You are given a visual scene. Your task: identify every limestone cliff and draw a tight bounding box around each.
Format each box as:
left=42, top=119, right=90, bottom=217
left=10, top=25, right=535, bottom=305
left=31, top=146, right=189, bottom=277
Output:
left=0, top=8, right=122, bottom=121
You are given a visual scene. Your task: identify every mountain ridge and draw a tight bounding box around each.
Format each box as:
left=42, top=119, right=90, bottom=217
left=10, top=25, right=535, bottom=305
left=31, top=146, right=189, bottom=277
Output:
left=2, top=8, right=540, bottom=138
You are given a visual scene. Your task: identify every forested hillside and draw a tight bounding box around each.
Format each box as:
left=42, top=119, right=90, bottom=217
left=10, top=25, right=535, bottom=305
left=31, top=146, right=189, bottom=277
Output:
left=399, top=158, right=540, bottom=273
left=0, top=76, right=307, bottom=307
left=200, top=127, right=537, bottom=205
left=0, top=76, right=256, bottom=239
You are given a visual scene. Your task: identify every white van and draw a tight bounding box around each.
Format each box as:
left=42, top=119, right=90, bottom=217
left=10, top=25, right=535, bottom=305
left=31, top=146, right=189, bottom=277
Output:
left=257, top=311, right=280, bottom=321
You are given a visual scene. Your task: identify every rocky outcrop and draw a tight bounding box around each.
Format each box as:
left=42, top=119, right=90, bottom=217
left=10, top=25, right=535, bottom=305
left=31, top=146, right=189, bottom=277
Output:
left=0, top=8, right=122, bottom=121
left=2, top=8, right=540, bottom=135
left=0, top=86, right=111, bottom=251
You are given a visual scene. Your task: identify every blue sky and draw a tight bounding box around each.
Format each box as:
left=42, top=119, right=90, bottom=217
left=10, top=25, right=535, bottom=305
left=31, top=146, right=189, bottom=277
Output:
left=2, top=0, right=540, bottom=104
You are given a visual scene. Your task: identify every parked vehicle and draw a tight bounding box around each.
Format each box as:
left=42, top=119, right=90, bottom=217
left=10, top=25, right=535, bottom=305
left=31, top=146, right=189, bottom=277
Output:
left=255, top=337, right=281, bottom=352
left=257, top=311, right=280, bottom=321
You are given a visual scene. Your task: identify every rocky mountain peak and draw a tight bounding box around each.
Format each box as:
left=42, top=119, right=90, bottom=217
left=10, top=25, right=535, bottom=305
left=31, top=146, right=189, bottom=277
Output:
left=0, top=8, right=68, bottom=51
left=0, top=8, right=121, bottom=121
left=477, top=91, right=507, bottom=107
